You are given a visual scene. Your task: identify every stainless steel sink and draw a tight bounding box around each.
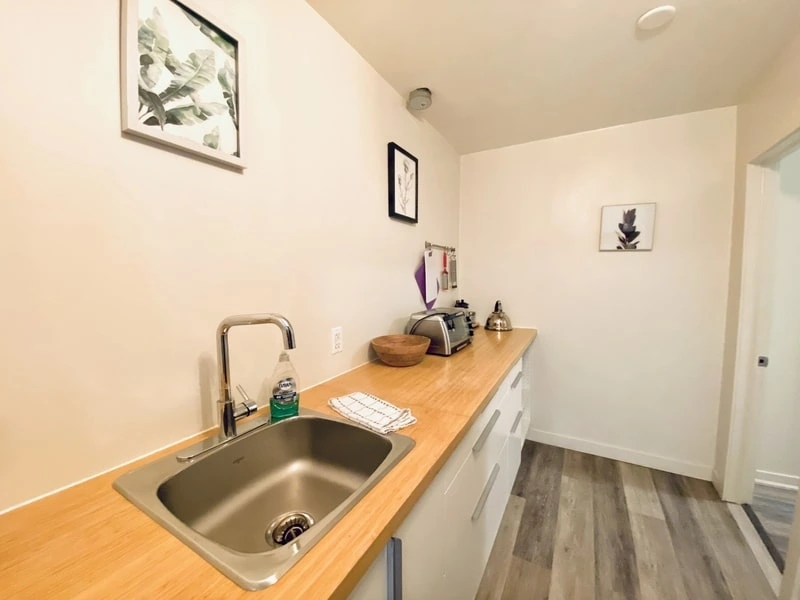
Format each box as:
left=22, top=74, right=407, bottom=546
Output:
left=113, top=409, right=414, bottom=590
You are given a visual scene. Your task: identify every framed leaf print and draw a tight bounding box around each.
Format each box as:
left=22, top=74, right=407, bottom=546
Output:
left=120, top=0, right=244, bottom=169
left=388, top=142, right=418, bottom=223
left=599, top=203, right=656, bottom=251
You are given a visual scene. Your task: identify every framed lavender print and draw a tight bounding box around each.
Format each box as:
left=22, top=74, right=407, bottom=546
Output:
left=120, top=0, right=244, bottom=169
left=599, top=203, right=656, bottom=251
left=388, top=142, right=418, bottom=223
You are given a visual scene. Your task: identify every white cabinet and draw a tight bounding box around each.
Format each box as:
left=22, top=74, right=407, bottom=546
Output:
left=348, top=544, right=387, bottom=600
left=349, top=357, right=529, bottom=600
left=506, top=368, right=525, bottom=487
left=441, top=447, right=509, bottom=600
left=440, top=455, right=485, bottom=600
left=521, top=347, right=534, bottom=440
left=438, top=360, right=523, bottom=600
left=477, top=438, right=511, bottom=565
left=394, top=473, right=447, bottom=599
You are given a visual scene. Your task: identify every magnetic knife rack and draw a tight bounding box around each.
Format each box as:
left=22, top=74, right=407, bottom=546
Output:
left=425, top=241, right=456, bottom=253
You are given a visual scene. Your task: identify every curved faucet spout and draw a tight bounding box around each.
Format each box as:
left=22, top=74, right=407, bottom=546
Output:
left=216, top=313, right=297, bottom=438
left=217, top=314, right=296, bottom=350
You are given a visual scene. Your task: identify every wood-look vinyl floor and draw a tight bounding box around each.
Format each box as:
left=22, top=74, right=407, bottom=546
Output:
left=751, top=482, right=797, bottom=567
left=477, top=442, right=774, bottom=600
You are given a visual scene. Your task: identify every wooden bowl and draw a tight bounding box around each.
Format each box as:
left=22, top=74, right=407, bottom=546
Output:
left=371, top=334, right=431, bottom=367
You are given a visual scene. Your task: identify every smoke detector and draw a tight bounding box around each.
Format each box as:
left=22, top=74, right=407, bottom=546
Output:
left=407, top=88, right=432, bottom=111
left=636, top=5, right=677, bottom=31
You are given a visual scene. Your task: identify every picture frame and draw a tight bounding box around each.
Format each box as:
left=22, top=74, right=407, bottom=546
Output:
left=387, top=142, right=419, bottom=223
left=120, top=0, right=245, bottom=169
left=599, top=203, right=656, bottom=251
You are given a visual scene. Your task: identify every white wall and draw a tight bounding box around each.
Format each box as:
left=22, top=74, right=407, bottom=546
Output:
left=755, top=149, right=800, bottom=488
left=716, top=30, right=800, bottom=493
left=0, top=0, right=459, bottom=512
left=460, top=107, right=737, bottom=478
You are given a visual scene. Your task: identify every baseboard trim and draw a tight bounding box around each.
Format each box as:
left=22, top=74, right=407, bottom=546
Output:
left=526, top=429, right=712, bottom=480
left=755, top=469, right=800, bottom=491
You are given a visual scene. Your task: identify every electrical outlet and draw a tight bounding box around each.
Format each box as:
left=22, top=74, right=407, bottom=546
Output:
left=331, top=326, right=343, bottom=354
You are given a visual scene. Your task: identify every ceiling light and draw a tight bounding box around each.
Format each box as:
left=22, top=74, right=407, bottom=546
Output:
left=636, top=5, right=677, bottom=31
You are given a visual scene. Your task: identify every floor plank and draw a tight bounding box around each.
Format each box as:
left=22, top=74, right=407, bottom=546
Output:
left=512, top=441, right=564, bottom=567
left=511, top=440, right=536, bottom=497
left=620, top=463, right=687, bottom=600
left=685, top=478, right=775, bottom=600
left=549, top=450, right=595, bottom=600
left=501, top=556, right=551, bottom=600
left=476, top=495, right=525, bottom=600
left=619, top=461, right=667, bottom=521
left=592, top=456, right=640, bottom=600
left=632, top=514, right=688, bottom=600
left=651, top=470, right=733, bottom=599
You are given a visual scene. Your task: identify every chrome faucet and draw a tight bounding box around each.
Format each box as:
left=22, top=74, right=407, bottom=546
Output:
left=216, top=313, right=297, bottom=438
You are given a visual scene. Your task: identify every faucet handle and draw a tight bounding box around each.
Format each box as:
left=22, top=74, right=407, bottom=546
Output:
left=235, top=385, right=258, bottom=418
left=235, top=384, right=254, bottom=404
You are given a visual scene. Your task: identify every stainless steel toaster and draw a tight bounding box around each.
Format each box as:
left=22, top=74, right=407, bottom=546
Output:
left=405, top=308, right=472, bottom=356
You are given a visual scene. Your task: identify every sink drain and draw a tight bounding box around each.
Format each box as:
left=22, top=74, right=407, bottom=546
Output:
left=267, top=512, right=315, bottom=546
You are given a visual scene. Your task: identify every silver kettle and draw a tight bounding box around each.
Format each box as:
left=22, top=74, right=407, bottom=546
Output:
left=485, top=300, right=513, bottom=331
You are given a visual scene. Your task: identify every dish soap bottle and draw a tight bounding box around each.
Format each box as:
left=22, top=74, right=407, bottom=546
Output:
left=269, top=351, right=299, bottom=422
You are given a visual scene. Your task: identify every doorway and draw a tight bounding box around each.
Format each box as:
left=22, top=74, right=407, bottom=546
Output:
left=722, top=135, right=800, bottom=598
left=740, top=146, right=800, bottom=575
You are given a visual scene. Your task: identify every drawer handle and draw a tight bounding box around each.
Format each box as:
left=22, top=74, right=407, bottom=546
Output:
left=510, top=410, right=523, bottom=434
left=473, top=410, right=501, bottom=454
left=472, top=463, right=501, bottom=521
left=511, top=372, right=523, bottom=390
left=388, top=537, right=402, bottom=600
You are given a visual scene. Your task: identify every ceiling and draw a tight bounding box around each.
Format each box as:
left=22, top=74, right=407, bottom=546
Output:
left=307, top=0, right=800, bottom=153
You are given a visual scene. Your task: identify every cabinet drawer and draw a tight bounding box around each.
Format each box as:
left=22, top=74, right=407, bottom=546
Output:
left=476, top=440, right=510, bottom=566
left=506, top=380, right=529, bottom=487
left=443, top=395, right=511, bottom=524
left=441, top=461, right=490, bottom=600
left=499, top=358, right=522, bottom=400
left=444, top=401, right=511, bottom=495
left=507, top=367, right=524, bottom=412
left=442, top=442, right=510, bottom=600
left=492, top=358, right=523, bottom=406
left=438, top=359, right=524, bottom=491
left=437, top=393, right=506, bottom=491
left=348, top=545, right=387, bottom=600
left=508, top=420, right=523, bottom=488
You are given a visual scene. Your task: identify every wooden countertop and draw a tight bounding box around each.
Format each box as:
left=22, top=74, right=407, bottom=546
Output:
left=0, top=328, right=537, bottom=599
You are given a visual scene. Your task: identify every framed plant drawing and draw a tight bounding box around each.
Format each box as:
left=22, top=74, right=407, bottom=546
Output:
left=120, top=0, right=244, bottom=169
left=599, top=203, right=656, bottom=251
left=388, top=142, right=418, bottom=223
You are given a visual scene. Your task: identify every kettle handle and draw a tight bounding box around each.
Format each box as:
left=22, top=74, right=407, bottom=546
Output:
left=494, top=300, right=502, bottom=312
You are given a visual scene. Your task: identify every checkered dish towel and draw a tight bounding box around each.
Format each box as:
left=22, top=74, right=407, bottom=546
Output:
left=328, top=392, right=416, bottom=435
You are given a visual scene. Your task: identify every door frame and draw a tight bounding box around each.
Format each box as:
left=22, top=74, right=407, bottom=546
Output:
left=722, top=128, right=800, bottom=502
left=720, top=127, right=800, bottom=599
